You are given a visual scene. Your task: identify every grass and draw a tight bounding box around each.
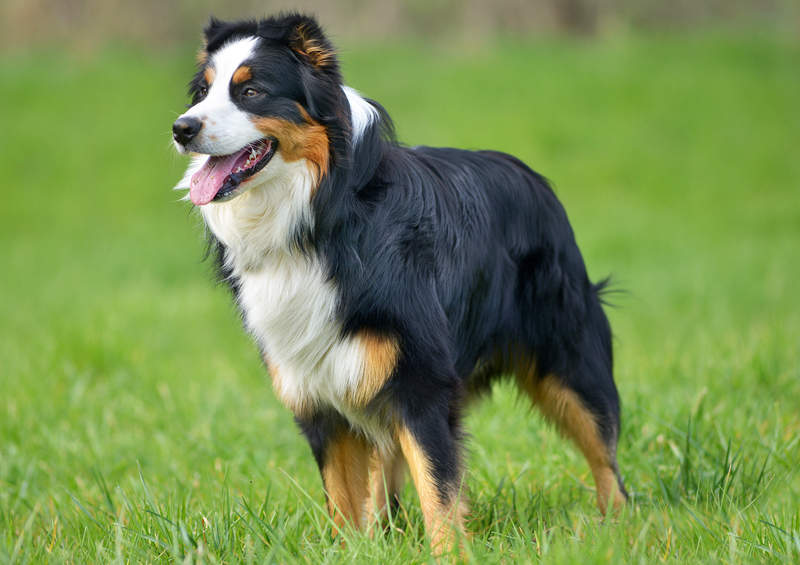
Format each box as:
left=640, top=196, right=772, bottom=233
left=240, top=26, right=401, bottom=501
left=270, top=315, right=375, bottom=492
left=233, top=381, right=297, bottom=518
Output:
left=1, top=31, right=799, bottom=563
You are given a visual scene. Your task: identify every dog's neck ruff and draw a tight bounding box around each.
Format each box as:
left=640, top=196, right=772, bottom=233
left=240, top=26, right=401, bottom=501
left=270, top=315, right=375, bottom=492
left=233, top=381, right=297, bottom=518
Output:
left=199, top=153, right=315, bottom=273
left=179, top=89, right=390, bottom=448
left=200, top=166, right=393, bottom=449
left=176, top=85, right=377, bottom=272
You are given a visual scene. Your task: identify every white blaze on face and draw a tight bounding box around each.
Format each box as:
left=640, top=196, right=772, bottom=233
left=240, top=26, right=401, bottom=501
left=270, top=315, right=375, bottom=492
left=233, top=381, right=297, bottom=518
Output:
left=174, top=36, right=262, bottom=156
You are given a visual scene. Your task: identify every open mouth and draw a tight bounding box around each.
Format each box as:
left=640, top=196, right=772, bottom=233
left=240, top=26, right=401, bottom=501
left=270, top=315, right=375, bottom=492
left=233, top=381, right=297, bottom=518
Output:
left=189, top=138, right=277, bottom=205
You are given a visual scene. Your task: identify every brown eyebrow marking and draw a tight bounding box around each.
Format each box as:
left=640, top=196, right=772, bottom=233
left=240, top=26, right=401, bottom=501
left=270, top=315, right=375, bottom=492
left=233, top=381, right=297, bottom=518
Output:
left=232, top=65, right=252, bottom=85
left=203, top=67, right=215, bottom=85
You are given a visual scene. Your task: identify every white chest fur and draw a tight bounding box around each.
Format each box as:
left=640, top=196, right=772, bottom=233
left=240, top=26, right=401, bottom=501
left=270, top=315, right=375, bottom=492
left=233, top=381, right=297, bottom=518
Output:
left=238, top=254, right=363, bottom=410
left=174, top=84, right=391, bottom=443
left=196, top=156, right=394, bottom=449
left=238, top=249, right=394, bottom=451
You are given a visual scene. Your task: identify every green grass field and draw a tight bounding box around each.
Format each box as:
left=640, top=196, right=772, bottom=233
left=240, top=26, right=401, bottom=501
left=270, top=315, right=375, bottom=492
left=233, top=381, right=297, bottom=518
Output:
left=1, top=32, right=799, bottom=563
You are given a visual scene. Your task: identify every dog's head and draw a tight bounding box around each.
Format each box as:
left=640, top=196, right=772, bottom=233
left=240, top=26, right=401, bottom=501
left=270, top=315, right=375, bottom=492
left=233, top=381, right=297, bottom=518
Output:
left=173, top=14, right=349, bottom=205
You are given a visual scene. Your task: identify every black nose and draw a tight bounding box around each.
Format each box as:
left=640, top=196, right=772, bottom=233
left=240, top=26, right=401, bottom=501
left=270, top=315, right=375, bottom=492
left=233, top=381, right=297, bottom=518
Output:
left=172, top=117, right=202, bottom=145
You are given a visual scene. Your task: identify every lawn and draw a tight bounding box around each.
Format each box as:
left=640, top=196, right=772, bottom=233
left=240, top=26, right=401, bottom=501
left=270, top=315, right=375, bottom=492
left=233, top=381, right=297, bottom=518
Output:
left=1, top=32, right=799, bottom=563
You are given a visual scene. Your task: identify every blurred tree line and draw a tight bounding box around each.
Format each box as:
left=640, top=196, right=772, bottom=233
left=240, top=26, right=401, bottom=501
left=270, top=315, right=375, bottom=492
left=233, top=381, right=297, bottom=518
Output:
left=2, top=0, right=797, bottom=50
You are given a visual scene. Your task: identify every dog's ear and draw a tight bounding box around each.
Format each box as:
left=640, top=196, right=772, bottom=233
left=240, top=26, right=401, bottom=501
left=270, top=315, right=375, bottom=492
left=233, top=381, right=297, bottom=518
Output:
left=203, top=16, right=226, bottom=44
left=197, top=17, right=226, bottom=64
left=286, top=16, right=336, bottom=72
left=298, top=64, right=327, bottom=117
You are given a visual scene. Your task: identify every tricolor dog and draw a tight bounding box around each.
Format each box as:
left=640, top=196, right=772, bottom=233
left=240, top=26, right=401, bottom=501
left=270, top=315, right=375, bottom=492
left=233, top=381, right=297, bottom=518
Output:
left=173, top=13, right=627, bottom=553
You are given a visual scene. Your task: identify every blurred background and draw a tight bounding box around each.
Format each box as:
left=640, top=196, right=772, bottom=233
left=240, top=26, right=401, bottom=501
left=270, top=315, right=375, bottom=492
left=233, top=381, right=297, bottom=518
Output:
left=1, top=1, right=799, bottom=562
left=2, top=0, right=799, bottom=48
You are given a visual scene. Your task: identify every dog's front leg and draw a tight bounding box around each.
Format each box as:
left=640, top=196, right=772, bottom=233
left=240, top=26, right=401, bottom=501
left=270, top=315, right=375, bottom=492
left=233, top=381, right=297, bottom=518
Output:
left=366, top=446, right=406, bottom=534
left=396, top=410, right=468, bottom=556
left=297, top=411, right=372, bottom=536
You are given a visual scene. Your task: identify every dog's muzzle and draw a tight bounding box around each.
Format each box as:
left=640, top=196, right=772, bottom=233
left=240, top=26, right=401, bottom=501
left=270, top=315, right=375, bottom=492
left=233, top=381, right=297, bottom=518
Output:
left=173, top=117, right=203, bottom=146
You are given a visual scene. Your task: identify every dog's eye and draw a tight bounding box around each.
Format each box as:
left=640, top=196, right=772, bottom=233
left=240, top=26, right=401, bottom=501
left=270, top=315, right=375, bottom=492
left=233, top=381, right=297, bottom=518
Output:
left=242, top=87, right=259, bottom=97
left=198, top=86, right=208, bottom=98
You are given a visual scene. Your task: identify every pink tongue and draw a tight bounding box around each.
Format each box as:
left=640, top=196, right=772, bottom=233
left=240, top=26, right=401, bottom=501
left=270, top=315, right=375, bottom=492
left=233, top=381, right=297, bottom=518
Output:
left=190, top=151, right=244, bottom=205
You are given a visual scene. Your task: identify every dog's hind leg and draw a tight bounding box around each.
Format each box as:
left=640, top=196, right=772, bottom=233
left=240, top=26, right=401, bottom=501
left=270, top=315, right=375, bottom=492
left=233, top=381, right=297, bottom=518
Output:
left=515, top=354, right=628, bottom=514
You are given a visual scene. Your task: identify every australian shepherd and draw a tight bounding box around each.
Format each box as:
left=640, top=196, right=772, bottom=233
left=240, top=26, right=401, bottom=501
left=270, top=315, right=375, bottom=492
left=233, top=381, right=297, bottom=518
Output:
left=172, top=13, right=627, bottom=553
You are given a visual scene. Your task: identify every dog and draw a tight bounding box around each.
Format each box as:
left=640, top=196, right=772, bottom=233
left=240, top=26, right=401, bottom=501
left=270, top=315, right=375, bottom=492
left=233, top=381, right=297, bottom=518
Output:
left=172, top=13, right=627, bottom=553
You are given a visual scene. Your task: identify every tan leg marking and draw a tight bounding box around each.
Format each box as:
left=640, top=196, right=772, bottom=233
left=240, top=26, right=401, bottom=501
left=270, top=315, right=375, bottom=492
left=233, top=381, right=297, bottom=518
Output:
left=347, top=331, right=399, bottom=408
left=366, top=446, right=406, bottom=531
left=396, top=426, right=466, bottom=555
left=518, top=373, right=626, bottom=514
left=322, top=432, right=372, bottom=536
